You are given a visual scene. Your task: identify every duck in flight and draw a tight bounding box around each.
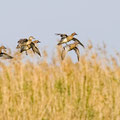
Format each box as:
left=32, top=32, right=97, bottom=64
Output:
left=16, top=36, right=35, bottom=54
left=61, top=39, right=84, bottom=61
left=17, top=36, right=41, bottom=56
left=56, top=32, right=77, bottom=45
left=0, top=46, right=13, bottom=59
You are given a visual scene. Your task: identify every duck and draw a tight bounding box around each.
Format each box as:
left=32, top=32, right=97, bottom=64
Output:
left=61, top=39, right=84, bottom=61
left=17, top=38, right=41, bottom=56
left=0, top=46, right=13, bottom=59
left=56, top=32, right=77, bottom=45
left=17, top=36, right=36, bottom=55
left=20, top=41, right=41, bottom=56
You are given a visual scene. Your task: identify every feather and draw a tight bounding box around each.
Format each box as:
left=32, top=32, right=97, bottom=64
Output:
left=31, top=43, right=41, bottom=57
left=0, top=53, right=13, bottom=59
left=73, top=47, right=80, bottom=61
left=72, top=38, right=85, bottom=48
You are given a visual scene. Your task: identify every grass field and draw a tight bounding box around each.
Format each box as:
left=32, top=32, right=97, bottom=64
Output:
left=0, top=43, right=120, bottom=120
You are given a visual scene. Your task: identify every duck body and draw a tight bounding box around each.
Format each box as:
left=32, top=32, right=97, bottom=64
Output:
left=61, top=45, right=80, bottom=61
left=58, top=37, right=68, bottom=45
left=20, top=44, right=31, bottom=53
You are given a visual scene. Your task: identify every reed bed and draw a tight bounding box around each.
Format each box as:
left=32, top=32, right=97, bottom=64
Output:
left=0, top=42, right=120, bottom=120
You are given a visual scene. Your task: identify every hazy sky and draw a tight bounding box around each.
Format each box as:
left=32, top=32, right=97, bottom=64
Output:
left=0, top=0, right=120, bottom=61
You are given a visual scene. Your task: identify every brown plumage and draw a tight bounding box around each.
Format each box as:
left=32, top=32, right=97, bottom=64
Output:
left=18, top=36, right=35, bottom=45
left=61, top=39, right=84, bottom=61
left=20, top=44, right=31, bottom=55
left=55, top=33, right=68, bottom=38
left=0, top=46, right=13, bottom=59
left=30, top=42, right=41, bottom=57
left=33, top=40, right=41, bottom=44
left=57, top=32, right=77, bottom=45
left=17, top=36, right=39, bottom=55
left=17, top=37, right=41, bottom=56
left=72, top=38, right=84, bottom=48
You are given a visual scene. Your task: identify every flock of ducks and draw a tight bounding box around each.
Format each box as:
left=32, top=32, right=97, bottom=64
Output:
left=0, top=32, right=84, bottom=61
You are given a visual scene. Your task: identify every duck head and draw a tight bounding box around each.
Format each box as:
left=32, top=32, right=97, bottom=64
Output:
left=71, top=32, right=77, bottom=36
left=29, top=36, right=35, bottom=41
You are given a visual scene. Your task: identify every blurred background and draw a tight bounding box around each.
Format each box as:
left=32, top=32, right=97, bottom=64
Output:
left=0, top=0, right=120, bottom=62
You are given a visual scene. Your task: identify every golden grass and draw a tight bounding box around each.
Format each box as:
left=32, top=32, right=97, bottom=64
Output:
left=0, top=42, right=120, bottom=120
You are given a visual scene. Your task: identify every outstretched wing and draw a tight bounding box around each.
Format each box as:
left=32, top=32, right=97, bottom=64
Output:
left=73, top=47, right=80, bottom=61
left=31, top=42, right=41, bottom=57
left=18, top=39, right=28, bottom=44
left=55, top=33, right=68, bottom=38
left=0, top=53, right=13, bottom=59
left=72, top=38, right=85, bottom=48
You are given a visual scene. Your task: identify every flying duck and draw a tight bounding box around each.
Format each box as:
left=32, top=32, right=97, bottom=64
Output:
left=0, top=46, right=13, bottom=59
left=17, top=37, right=41, bottom=56
left=20, top=41, right=41, bottom=56
left=17, top=36, right=35, bottom=55
left=56, top=32, right=77, bottom=45
left=61, top=39, right=84, bottom=61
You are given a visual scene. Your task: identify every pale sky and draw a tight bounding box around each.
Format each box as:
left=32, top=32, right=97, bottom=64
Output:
left=0, top=0, right=120, bottom=61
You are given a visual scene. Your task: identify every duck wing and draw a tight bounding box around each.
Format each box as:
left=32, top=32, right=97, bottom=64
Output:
left=73, top=47, right=80, bottom=61
left=55, top=33, right=68, bottom=38
left=30, top=42, right=41, bottom=57
left=72, top=38, right=85, bottom=48
left=61, top=46, right=69, bottom=60
left=0, top=53, right=13, bottom=59
left=57, top=37, right=68, bottom=45
left=18, top=39, right=28, bottom=44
